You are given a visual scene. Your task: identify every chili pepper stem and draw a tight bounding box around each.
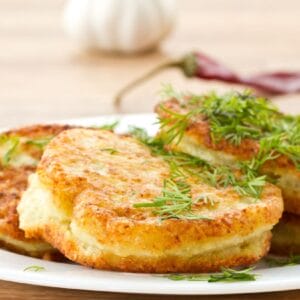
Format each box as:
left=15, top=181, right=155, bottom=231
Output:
left=114, top=50, right=300, bottom=109
left=114, top=60, right=181, bottom=108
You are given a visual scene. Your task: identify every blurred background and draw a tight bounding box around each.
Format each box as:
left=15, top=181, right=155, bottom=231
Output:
left=1, top=0, right=300, bottom=127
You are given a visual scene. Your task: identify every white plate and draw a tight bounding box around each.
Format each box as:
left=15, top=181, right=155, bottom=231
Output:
left=0, top=113, right=299, bottom=295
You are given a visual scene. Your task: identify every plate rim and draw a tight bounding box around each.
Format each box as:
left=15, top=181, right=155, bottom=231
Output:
left=0, top=248, right=300, bottom=295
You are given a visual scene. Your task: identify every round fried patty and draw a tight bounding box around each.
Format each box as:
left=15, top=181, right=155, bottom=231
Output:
left=0, top=124, right=72, bottom=258
left=156, top=99, right=300, bottom=215
left=18, top=128, right=283, bottom=272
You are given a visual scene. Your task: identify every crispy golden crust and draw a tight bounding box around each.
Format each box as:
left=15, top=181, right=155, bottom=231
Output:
left=18, top=128, right=283, bottom=272
left=40, top=222, right=272, bottom=273
left=156, top=99, right=300, bottom=214
left=271, top=213, right=300, bottom=255
left=0, top=166, right=34, bottom=241
left=0, top=124, right=72, bottom=257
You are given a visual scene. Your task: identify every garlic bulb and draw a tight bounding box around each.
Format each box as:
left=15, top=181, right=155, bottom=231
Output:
left=63, top=0, right=176, bottom=54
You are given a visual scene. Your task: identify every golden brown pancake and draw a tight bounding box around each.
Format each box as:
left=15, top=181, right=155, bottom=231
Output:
left=18, top=128, right=283, bottom=272
left=155, top=98, right=300, bottom=216
left=156, top=93, right=300, bottom=255
left=0, top=124, right=72, bottom=258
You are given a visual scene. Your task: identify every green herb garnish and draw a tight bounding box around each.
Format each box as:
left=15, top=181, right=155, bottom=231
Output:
left=199, top=90, right=279, bottom=145
left=130, top=127, right=207, bottom=171
left=98, top=121, right=119, bottom=131
left=0, top=134, right=55, bottom=167
left=157, top=86, right=300, bottom=199
left=23, top=265, right=45, bottom=272
left=158, top=86, right=300, bottom=166
left=132, top=127, right=266, bottom=201
left=134, top=178, right=212, bottom=221
left=158, top=105, right=200, bottom=145
left=167, top=267, right=257, bottom=282
left=131, top=127, right=212, bottom=220
left=1, top=136, right=20, bottom=166
left=26, top=137, right=53, bottom=149
left=131, top=125, right=268, bottom=219
left=203, top=164, right=267, bottom=200
left=100, top=148, right=118, bottom=154
left=265, top=255, right=300, bottom=267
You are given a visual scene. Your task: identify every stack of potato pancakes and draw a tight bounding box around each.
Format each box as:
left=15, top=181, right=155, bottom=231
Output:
left=1, top=87, right=299, bottom=273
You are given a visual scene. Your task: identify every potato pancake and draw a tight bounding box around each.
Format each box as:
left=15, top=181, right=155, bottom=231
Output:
left=0, top=124, right=72, bottom=258
left=155, top=88, right=300, bottom=255
left=155, top=93, right=300, bottom=215
left=18, top=128, right=283, bottom=272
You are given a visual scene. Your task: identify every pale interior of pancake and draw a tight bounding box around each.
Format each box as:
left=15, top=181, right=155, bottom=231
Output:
left=176, top=135, right=300, bottom=200
left=18, top=174, right=272, bottom=260
left=0, top=232, right=53, bottom=254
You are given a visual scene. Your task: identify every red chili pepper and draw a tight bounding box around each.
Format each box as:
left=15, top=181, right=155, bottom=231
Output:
left=114, top=51, right=300, bottom=107
left=184, top=52, right=300, bottom=94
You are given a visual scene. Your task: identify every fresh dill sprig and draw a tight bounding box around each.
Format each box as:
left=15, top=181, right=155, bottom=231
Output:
left=98, top=121, right=119, bottom=131
left=130, top=126, right=207, bottom=172
left=100, top=148, right=118, bottom=154
left=265, top=255, right=300, bottom=267
left=167, top=267, right=257, bottom=282
left=158, top=105, right=200, bottom=145
left=131, top=127, right=212, bottom=220
left=270, top=118, right=300, bottom=169
left=160, top=83, right=184, bottom=100
left=158, top=88, right=274, bottom=146
left=199, top=90, right=279, bottom=145
left=202, top=164, right=266, bottom=200
left=157, top=86, right=300, bottom=199
left=130, top=126, right=155, bottom=145
left=0, top=134, right=56, bottom=167
left=158, top=87, right=282, bottom=147
left=131, top=127, right=264, bottom=202
left=133, top=178, right=212, bottom=220
left=23, top=265, right=45, bottom=272
left=26, top=136, right=53, bottom=149
left=1, top=136, right=20, bottom=167
left=0, top=135, right=7, bottom=144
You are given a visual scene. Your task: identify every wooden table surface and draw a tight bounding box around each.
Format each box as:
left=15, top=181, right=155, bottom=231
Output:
left=0, top=0, right=300, bottom=299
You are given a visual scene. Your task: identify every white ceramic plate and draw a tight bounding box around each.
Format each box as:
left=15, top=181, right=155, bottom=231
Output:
left=0, top=113, right=299, bottom=295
